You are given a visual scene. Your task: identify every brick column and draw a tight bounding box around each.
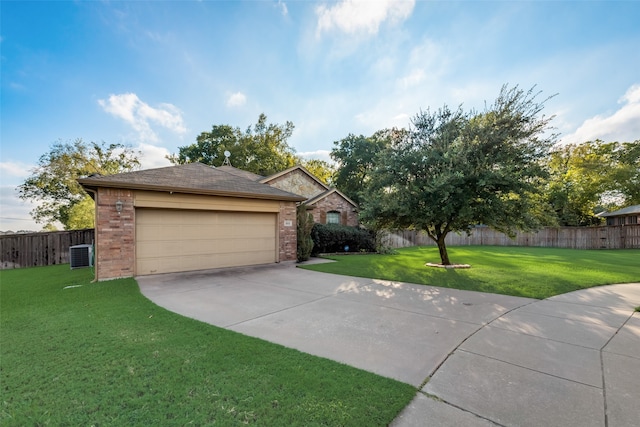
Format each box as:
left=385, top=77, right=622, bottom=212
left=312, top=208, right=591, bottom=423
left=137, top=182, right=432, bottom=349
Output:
left=95, top=188, right=135, bottom=280
left=279, top=201, right=297, bottom=262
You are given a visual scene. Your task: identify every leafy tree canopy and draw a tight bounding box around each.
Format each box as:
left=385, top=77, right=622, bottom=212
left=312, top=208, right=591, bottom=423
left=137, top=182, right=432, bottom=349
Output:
left=330, top=129, right=403, bottom=205
left=300, top=159, right=335, bottom=185
left=168, top=113, right=299, bottom=176
left=18, top=139, right=141, bottom=230
left=360, top=85, right=556, bottom=265
left=546, top=139, right=640, bottom=226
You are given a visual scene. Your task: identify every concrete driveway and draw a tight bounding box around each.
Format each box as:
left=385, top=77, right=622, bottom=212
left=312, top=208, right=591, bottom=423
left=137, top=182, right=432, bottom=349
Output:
left=136, top=261, right=640, bottom=427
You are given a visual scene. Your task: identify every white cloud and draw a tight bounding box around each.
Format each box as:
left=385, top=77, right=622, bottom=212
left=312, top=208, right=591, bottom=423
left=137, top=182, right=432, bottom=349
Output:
left=392, top=113, right=410, bottom=122
left=315, top=0, right=415, bottom=37
left=396, top=39, right=448, bottom=90
left=397, top=69, right=426, bottom=89
left=298, top=150, right=333, bottom=163
left=136, top=143, right=173, bottom=170
left=98, top=93, right=187, bottom=143
left=0, top=163, right=46, bottom=231
left=355, top=108, right=412, bottom=130
left=276, top=0, right=288, bottom=17
left=0, top=161, right=34, bottom=179
left=226, top=92, right=247, bottom=108
left=0, top=186, right=42, bottom=232
left=562, top=84, right=640, bottom=144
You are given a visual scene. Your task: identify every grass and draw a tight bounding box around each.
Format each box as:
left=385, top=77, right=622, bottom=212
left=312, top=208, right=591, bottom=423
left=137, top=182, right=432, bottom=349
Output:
left=0, top=265, right=416, bottom=426
left=300, top=246, right=640, bottom=299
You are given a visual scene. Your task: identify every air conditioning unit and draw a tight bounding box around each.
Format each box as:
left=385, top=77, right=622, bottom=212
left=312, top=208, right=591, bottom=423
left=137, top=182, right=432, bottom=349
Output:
left=70, top=244, right=93, bottom=269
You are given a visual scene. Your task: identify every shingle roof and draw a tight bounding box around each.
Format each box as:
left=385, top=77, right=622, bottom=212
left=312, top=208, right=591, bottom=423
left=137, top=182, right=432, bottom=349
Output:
left=599, top=204, right=640, bottom=217
left=78, top=162, right=306, bottom=202
left=216, top=165, right=264, bottom=181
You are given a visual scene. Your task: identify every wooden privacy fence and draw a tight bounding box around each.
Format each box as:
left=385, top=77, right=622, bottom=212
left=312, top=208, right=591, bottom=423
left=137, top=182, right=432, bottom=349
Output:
left=1, top=229, right=95, bottom=269
left=381, top=225, right=640, bottom=250
left=2, top=225, right=638, bottom=270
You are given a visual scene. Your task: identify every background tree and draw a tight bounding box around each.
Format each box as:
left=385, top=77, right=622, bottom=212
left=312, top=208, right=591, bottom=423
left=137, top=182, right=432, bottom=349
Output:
left=18, top=139, right=141, bottom=230
left=361, top=86, right=555, bottom=265
left=607, top=140, right=640, bottom=206
left=300, top=159, right=334, bottom=185
left=167, top=124, right=240, bottom=166
left=546, top=140, right=640, bottom=225
left=330, top=129, right=402, bottom=205
left=168, top=113, right=298, bottom=176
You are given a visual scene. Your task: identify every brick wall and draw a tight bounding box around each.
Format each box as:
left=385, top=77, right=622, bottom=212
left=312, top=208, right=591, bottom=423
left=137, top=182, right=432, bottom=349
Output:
left=309, top=192, right=359, bottom=227
left=279, top=201, right=297, bottom=262
left=95, top=188, right=135, bottom=280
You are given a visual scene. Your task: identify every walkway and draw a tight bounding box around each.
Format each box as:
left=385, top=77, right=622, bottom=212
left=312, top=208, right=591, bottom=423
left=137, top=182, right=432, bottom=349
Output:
left=136, top=263, right=640, bottom=427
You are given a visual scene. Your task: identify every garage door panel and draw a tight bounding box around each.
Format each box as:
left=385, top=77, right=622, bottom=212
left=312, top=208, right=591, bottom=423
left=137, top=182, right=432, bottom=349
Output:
left=137, top=259, right=159, bottom=275
left=136, top=209, right=277, bottom=275
left=136, top=225, right=167, bottom=241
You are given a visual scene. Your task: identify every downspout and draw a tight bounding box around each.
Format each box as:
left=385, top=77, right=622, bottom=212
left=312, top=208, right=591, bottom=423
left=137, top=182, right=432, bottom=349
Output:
left=83, top=187, right=99, bottom=283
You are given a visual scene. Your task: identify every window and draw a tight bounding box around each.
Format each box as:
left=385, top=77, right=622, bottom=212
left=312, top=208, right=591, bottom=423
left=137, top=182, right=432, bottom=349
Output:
left=326, top=211, right=340, bottom=224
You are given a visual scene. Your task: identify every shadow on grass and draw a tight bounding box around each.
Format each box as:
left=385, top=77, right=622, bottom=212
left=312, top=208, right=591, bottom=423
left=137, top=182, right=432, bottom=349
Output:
left=302, top=246, right=640, bottom=299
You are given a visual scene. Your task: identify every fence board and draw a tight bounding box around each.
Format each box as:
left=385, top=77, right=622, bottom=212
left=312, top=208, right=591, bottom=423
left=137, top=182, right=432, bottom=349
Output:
left=381, top=225, right=640, bottom=250
left=1, top=229, right=95, bottom=269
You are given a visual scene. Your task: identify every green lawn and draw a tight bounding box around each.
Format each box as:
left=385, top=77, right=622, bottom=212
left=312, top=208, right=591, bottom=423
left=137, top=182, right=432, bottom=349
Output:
left=300, top=246, right=640, bottom=299
left=0, top=265, right=416, bottom=426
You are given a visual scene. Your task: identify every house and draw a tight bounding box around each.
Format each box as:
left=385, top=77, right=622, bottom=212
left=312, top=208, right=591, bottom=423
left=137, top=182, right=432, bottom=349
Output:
left=79, top=162, right=305, bottom=281
left=261, top=165, right=359, bottom=227
left=599, top=204, right=640, bottom=226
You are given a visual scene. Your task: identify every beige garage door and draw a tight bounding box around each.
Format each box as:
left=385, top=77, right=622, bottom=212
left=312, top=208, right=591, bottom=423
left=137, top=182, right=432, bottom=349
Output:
left=136, top=209, right=277, bottom=275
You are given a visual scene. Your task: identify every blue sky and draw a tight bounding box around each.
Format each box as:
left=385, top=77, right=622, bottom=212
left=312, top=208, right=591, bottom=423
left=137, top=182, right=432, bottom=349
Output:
left=2, top=0, right=639, bottom=231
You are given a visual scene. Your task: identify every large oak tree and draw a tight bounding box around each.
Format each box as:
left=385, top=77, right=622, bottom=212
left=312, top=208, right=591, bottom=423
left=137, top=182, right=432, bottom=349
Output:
left=168, top=113, right=298, bottom=176
left=360, top=86, right=556, bottom=265
left=18, top=139, right=140, bottom=230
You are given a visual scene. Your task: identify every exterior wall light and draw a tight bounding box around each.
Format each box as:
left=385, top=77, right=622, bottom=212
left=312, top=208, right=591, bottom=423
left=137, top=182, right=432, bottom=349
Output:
left=115, top=200, right=124, bottom=214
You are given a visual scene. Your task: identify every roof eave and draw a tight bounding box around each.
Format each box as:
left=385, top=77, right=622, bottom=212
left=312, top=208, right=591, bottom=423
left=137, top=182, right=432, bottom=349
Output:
left=261, top=165, right=330, bottom=190
left=305, top=188, right=359, bottom=208
left=78, top=179, right=306, bottom=202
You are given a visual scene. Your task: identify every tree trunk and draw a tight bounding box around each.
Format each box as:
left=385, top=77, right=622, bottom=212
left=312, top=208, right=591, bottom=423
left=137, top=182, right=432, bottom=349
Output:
left=436, top=235, right=451, bottom=265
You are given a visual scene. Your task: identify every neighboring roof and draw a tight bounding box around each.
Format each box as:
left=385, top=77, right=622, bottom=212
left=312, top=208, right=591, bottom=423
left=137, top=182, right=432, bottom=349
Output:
left=78, top=162, right=306, bottom=202
left=260, top=165, right=330, bottom=190
left=306, top=188, right=358, bottom=209
left=599, top=204, right=640, bottom=217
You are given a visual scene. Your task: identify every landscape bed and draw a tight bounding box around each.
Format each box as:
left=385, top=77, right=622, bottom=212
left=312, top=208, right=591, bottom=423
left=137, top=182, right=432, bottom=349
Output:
left=0, top=265, right=415, bottom=426
left=299, top=246, right=640, bottom=299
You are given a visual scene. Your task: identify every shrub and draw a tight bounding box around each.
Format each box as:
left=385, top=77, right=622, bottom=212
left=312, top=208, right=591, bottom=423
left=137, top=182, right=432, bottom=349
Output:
left=311, top=224, right=375, bottom=255
left=374, top=231, right=398, bottom=255
left=297, top=205, right=314, bottom=262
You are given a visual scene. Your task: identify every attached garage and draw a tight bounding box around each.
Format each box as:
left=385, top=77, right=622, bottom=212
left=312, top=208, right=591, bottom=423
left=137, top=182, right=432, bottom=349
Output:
left=136, top=209, right=277, bottom=275
left=78, top=162, right=305, bottom=281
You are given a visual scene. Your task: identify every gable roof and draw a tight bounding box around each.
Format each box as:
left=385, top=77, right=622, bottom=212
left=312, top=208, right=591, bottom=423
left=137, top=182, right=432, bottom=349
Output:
left=260, top=165, right=330, bottom=190
left=306, top=188, right=358, bottom=209
left=599, top=204, right=640, bottom=217
left=78, top=162, right=305, bottom=202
